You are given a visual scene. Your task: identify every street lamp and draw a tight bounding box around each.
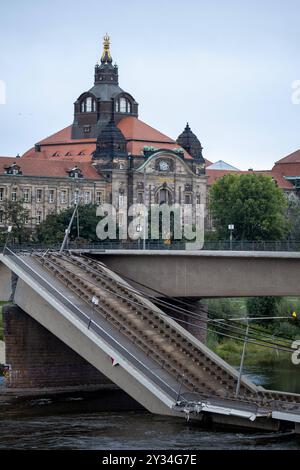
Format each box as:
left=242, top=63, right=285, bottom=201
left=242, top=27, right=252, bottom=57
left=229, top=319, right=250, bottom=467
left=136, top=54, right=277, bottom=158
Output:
left=136, top=224, right=142, bottom=250
left=228, top=224, right=234, bottom=250
left=88, top=295, right=99, bottom=329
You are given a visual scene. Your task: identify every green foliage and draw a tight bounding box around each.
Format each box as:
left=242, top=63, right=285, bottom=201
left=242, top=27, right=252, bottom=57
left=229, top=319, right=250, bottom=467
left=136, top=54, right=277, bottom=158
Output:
left=246, top=296, right=282, bottom=324
left=204, top=231, right=219, bottom=242
left=0, top=200, right=32, bottom=244
left=204, top=297, right=247, bottom=320
left=214, top=338, right=290, bottom=366
left=205, top=296, right=300, bottom=366
left=36, top=204, right=100, bottom=244
left=272, top=321, right=300, bottom=340
left=277, top=296, right=300, bottom=314
left=285, top=193, right=300, bottom=239
left=209, top=173, right=289, bottom=240
left=206, top=331, right=219, bottom=350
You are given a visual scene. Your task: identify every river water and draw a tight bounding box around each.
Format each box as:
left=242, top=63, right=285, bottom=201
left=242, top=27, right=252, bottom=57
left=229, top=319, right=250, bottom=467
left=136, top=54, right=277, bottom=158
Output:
left=0, top=364, right=300, bottom=450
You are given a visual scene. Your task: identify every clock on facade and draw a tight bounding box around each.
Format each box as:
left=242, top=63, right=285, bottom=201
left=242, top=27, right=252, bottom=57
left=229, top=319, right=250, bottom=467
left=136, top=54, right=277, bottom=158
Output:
left=159, top=160, right=170, bottom=171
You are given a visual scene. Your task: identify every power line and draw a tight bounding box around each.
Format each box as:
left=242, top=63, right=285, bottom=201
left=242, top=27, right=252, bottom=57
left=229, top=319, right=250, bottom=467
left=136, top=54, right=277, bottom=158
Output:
left=78, top=253, right=296, bottom=348
left=55, top=253, right=297, bottom=353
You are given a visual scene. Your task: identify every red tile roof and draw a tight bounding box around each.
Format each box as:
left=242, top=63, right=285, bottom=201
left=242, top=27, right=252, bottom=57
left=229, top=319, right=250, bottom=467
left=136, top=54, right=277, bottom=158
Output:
left=206, top=169, right=242, bottom=185
left=118, top=117, right=174, bottom=144
left=269, top=150, right=300, bottom=189
left=275, top=149, right=300, bottom=164
left=37, top=125, right=95, bottom=145
left=22, top=144, right=96, bottom=161
left=206, top=166, right=295, bottom=190
left=21, top=117, right=192, bottom=160
left=0, top=157, right=102, bottom=179
left=118, top=117, right=191, bottom=158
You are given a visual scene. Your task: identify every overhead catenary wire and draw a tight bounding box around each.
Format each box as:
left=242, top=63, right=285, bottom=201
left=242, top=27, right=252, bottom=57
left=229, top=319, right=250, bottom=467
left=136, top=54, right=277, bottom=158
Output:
left=78, top=252, right=296, bottom=347
left=71, top=253, right=295, bottom=350
left=42, top=252, right=296, bottom=354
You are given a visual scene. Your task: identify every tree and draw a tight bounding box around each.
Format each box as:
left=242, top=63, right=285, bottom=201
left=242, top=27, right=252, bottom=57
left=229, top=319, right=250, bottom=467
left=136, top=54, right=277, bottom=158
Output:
left=0, top=200, right=32, bottom=244
left=286, top=192, right=300, bottom=239
left=209, top=173, right=289, bottom=240
left=36, top=204, right=100, bottom=245
left=246, top=296, right=282, bottom=325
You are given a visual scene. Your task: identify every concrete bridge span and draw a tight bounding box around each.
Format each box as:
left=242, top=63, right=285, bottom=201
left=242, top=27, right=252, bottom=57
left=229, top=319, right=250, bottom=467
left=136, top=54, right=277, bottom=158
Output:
left=1, top=250, right=300, bottom=432
left=87, top=250, right=300, bottom=298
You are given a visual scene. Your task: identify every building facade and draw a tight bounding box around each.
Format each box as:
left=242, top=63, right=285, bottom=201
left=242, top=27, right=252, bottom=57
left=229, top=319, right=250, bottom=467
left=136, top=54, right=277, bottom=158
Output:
left=0, top=35, right=207, bottom=238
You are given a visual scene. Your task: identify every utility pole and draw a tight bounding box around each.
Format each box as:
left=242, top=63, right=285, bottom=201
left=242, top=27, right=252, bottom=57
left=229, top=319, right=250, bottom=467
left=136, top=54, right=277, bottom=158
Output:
left=235, top=321, right=249, bottom=398
left=59, top=197, right=81, bottom=253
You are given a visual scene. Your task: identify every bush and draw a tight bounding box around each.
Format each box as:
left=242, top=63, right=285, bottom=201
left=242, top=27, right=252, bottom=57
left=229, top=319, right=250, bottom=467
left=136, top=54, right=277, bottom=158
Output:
left=204, top=298, right=246, bottom=320
left=272, top=322, right=300, bottom=340
left=246, top=296, right=282, bottom=324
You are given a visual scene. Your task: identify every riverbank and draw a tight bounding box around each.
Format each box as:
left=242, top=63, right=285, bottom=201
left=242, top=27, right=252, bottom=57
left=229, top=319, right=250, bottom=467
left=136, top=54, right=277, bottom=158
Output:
left=208, top=334, right=291, bottom=366
left=204, top=297, right=300, bottom=367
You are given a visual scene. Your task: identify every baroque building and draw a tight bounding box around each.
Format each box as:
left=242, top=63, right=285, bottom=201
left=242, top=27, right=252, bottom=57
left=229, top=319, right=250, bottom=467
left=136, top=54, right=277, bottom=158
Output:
left=0, top=35, right=207, bottom=235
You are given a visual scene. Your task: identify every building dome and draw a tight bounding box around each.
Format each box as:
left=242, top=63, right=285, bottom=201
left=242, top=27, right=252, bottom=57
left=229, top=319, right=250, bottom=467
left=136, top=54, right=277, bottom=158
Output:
left=176, top=123, right=205, bottom=163
left=93, top=118, right=127, bottom=160
left=72, top=35, right=138, bottom=140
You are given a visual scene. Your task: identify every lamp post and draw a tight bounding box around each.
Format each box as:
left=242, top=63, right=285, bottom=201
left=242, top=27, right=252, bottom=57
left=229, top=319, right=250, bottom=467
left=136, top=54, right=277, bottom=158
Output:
left=89, top=295, right=99, bottom=329
left=228, top=224, right=234, bottom=250
left=136, top=224, right=142, bottom=250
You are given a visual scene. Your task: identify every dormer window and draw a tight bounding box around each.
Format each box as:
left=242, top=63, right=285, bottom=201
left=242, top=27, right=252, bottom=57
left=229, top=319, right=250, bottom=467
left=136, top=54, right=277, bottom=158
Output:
left=4, top=162, right=22, bottom=175
left=80, top=96, right=96, bottom=113
left=67, top=166, right=83, bottom=179
left=116, top=97, right=131, bottom=113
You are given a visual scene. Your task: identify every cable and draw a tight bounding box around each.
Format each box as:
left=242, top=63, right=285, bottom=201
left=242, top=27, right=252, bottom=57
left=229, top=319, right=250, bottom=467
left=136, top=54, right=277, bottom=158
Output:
left=78, top=252, right=296, bottom=348
left=43, top=252, right=295, bottom=353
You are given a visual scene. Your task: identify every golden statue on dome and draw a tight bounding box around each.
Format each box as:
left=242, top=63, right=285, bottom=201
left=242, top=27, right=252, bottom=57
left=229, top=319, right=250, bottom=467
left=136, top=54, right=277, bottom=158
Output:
left=101, top=33, right=112, bottom=64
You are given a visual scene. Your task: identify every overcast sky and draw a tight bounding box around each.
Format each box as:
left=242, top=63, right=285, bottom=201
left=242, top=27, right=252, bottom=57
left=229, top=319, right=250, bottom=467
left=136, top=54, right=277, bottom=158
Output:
left=0, top=0, right=300, bottom=169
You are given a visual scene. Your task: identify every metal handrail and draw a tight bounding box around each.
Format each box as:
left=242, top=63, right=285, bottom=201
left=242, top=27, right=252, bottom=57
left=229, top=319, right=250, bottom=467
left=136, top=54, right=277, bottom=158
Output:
left=2, top=239, right=300, bottom=252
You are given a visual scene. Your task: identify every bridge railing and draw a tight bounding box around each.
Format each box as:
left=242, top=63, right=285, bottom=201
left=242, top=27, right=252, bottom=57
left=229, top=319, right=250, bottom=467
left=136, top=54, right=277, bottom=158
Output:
left=2, top=239, right=300, bottom=252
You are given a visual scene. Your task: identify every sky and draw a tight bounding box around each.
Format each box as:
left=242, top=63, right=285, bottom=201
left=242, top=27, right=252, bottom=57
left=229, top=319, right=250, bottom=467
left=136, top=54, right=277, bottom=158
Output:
left=0, top=0, right=300, bottom=170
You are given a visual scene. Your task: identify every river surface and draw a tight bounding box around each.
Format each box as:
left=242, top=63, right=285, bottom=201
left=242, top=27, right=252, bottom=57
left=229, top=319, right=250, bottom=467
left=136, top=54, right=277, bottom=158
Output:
left=0, top=364, right=300, bottom=450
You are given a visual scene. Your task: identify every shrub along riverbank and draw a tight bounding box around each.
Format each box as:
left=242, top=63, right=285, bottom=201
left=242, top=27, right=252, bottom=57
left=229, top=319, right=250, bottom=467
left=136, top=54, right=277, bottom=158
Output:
left=204, top=297, right=300, bottom=367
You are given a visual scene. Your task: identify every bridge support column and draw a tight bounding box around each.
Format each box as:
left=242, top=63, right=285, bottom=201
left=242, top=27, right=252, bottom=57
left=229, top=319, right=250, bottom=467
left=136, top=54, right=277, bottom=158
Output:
left=160, top=298, right=207, bottom=343
left=2, top=304, right=112, bottom=389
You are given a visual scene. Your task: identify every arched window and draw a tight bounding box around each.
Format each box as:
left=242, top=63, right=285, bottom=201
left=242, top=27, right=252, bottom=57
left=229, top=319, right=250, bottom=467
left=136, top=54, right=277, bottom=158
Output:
left=156, top=188, right=172, bottom=205
left=86, top=97, right=92, bottom=112
left=80, top=96, right=96, bottom=113
left=116, top=97, right=131, bottom=114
